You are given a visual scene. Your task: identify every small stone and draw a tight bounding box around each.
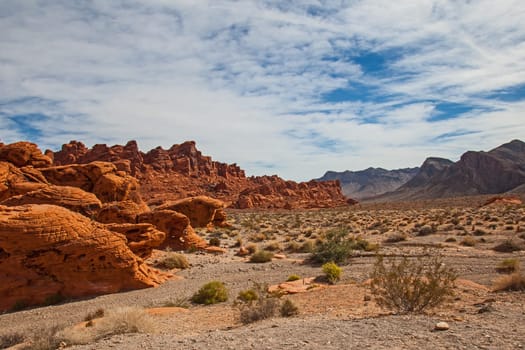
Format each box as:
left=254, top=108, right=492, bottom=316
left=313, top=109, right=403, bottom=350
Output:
left=435, top=322, right=450, bottom=331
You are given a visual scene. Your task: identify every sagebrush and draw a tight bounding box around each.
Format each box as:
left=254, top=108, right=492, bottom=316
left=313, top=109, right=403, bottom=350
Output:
left=370, top=254, right=457, bottom=313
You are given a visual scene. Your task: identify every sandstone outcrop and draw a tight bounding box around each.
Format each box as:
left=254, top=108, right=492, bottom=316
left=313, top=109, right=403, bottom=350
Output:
left=0, top=141, right=52, bottom=168
left=0, top=161, right=48, bottom=201
left=138, top=210, right=208, bottom=250
left=39, top=162, right=147, bottom=209
left=0, top=204, right=169, bottom=311
left=1, top=185, right=102, bottom=217
left=156, top=196, right=227, bottom=228
left=96, top=200, right=147, bottom=224
left=105, top=223, right=165, bottom=259
left=482, top=195, right=523, bottom=207
left=51, top=140, right=350, bottom=209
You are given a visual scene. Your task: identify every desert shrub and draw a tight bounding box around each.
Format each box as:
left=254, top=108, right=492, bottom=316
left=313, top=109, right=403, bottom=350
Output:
left=299, top=240, right=315, bottom=253
left=493, top=240, right=523, bottom=252
left=444, top=237, right=457, bottom=243
left=24, top=324, right=65, bottom=350
left=322, top=262, right=342, bottom=284
left=161, top=297, right=190, bottom=308
left=263, top=242, right=281, bottom=252
left=417, top=225, right=436, bottom=236
left=460, top=236, right=477, bottom=247
left=0, top=333, right=25, bottom=349
left=249, top=250, right=273, bottom=263
left=496, top=259, right=520, bottom=274
left=370, top=254, right=457, bottom=313
left=209, top=237, right=221, bottom=247
left=246, top=244, right=257, bottom=254
left=191, top=281, right=228, bottom=305
left=83, top=308, right=105, bottom=322
left=473, top=228, right=487, bottom=236
left=155, top=252, right=189, bottom=270
left=286, top=274, right=301, bottom=282
left=384, top=232, right=407, bottom=243
left=285, top=241, right=301, bottom=252
left=311, top=228, right=353, bottom=264
left=237, top=283, right=279, bottom=324
left=493, top=271, right=525, bottom=292
left=280, top=299, right=299, bottom=317
left=57, top=307, right=154, bottom=346
left=237, top=289, right=259, bottom=303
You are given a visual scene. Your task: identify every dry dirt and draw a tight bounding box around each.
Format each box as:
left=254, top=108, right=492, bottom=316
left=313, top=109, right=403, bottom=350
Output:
left=1, top=197, right=525, bottom=349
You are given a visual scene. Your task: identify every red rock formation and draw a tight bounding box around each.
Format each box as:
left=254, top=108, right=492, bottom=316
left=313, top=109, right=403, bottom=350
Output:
left=0, top=161, right=48, bottom=202
left=52, top=140, right=350, bottom=209
left=0, top=204, right=169, bottom=311
left=39, top=161, right=147, bottom=209
left=482, top=195, right=523, bottom=207
left=1, top=185, right=102, bottom=217
left=96, top=200, right=147, bottom=224
left=156, top=196, right=227, bottom=228
left=105, top=223, right=165, bottom=259
left=138, top=210, right=207, bottom=251
left=0, top=142, right=52, bottom=168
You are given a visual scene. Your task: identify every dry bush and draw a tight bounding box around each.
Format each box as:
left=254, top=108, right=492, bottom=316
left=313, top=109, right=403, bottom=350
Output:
left=249, top=250, right=273, bottom=263
left=460, top=236, right=477, bottom=247
left=493, top=271, right=525, bottom=292
left=83, top=308, right=105, bottom=322
left=383, top=232, right=407, bottom=243
left=370, top=254, right=457, bottom=314
left=155, top=252, right=189, bottom=270
left=23, top=324, right=65, bottom=350
left=237, top=283, right=279, bottom=324
left=280, top=299, right=299, bottom=317
left=493, top=240, right=523, bottom=252
left=58, top=307, right=155, bottom=346
left=0, top=332, right=25, bottom=349
left=495, top=258, right=520, bottom=274
left=311, top=228, right=353, bottom=264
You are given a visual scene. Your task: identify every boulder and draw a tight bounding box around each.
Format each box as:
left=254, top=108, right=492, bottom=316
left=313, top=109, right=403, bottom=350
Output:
left=0, top=204, right=169, bottom=311
left=96, top=200, right=147, bottom=224
left=1, top=185, right=102, bottom=217
left=0, top=142, right=52, bottom=168
left=105, top=223, right=165, bottom=259
left=0, top=161, right=48, bottom=202
left=156, top=196, right=226, bottom=228
left=138, top=210, right=207, bottom=251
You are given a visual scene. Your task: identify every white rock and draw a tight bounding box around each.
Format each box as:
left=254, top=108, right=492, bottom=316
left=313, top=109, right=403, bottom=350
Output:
left=435, top=322, right=450, bottom=331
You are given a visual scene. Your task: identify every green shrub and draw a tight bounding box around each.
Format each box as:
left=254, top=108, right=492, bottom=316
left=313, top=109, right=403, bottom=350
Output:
left=280, top=299, right=299, bottom=317
left=495, top=259, right=520, bottom=274
left=249, top=250, right=273, bottom=263
left=322, top=262, right=342, bottom=284
left=311, top=228, right=353, bottom=264
left=370, top=254, right=457, bottom=313
left=286, top=274, right=301, bottom=282
left=155, top=253, right=189, bottom=270
left=237, top=289, right=259, bottom=303
left=191, top=281, right=228, bottom=305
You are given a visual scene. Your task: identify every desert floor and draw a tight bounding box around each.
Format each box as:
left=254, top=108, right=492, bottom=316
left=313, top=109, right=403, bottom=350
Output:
left=1, top=196, right=525, bottom=349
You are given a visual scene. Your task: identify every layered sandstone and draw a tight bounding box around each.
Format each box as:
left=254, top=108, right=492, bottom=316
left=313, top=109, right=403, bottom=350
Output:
left=0, top=204, right=169, bottom=311
left=52, top=140, right=349, bottom=209
left=0, top=141, right=52, bottom=168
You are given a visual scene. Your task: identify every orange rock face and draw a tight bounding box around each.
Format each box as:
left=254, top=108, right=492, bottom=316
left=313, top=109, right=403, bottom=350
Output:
left=0, top=142, right=52, bottom=168
left=482, top=195, right=523, bottom=207
left=0, top=161, right=48, bottom=202
left=52, top=140, right=350, bottom=209
left=39, top=162, right=147, bottom=209
left=1, top=185, right=102, bottom=217
left=0, top=204, right=169, bottom=311
left=156, top=196, right=227, bottom=228
left=138, top=210, right=208, bottom=250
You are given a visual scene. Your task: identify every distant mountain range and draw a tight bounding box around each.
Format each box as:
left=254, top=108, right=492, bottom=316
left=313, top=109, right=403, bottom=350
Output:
left=317, top=167, right=419, bottom=200
left=318, top=139, right=525, bottom=202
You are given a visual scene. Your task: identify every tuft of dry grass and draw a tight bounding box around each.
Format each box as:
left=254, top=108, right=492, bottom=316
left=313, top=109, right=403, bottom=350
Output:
left=492, top=271, right=525, bottom=292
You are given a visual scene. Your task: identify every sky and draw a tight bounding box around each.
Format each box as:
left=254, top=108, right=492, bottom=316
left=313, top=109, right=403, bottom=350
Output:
left=1, top=0, right=525, bottom=181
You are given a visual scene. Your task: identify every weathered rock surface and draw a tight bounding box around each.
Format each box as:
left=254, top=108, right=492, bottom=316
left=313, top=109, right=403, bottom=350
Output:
left=39, top=162, right=147, bottom=209
left=0, top=142, right=52, bottom=168
left=51, top=140, right=350, bottom=209
left=0, top=161, right=48, bottom=201
left=0, top=204, right=169, bottom=311
left=1, top=185, right=102, bottom=217
left=105, top=223, right=165, bottom=259
left=138, top=210, right=207, bottom=251
left=96, top=200, right=147, bottom=224
left=156, top=196, right=227, bottom=228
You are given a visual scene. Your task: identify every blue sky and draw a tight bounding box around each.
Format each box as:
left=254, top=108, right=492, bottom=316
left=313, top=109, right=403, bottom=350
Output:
left=1, top=0, right=524, bottom=181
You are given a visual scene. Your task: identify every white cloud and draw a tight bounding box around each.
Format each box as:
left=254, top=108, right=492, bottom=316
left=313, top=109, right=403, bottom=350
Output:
left=0, top=0, right=524, bottom=180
